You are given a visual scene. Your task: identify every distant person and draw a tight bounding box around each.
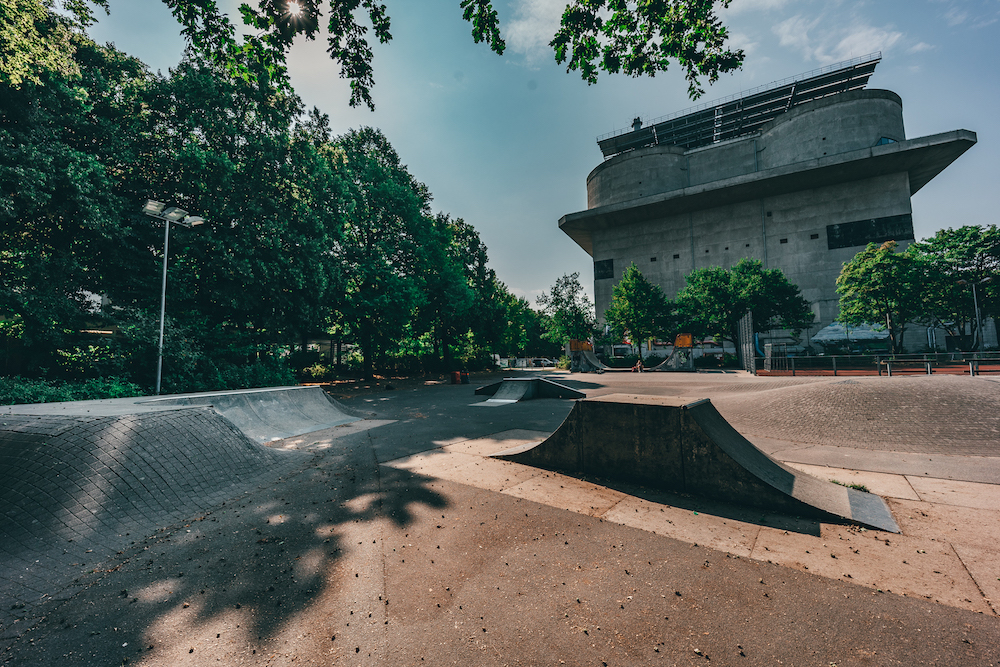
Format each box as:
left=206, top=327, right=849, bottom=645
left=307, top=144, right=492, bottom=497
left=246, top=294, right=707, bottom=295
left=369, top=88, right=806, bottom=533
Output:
left=632, top=359, right=644, bottom=373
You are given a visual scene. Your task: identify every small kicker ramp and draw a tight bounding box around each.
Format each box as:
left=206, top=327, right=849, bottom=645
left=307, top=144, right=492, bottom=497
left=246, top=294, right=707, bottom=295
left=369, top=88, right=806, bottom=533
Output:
left=473, top=377, right=585, bottom=407
left=493, top=394, right=899, bottom=532
left=139, top=385, right=360, bottom=442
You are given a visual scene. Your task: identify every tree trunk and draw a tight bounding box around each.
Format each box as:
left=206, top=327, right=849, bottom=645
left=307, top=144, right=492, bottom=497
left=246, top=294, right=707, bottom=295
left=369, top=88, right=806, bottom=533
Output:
left=443, top=330, right=452, bottom=370
left=361, top=336, right=373, bottom=380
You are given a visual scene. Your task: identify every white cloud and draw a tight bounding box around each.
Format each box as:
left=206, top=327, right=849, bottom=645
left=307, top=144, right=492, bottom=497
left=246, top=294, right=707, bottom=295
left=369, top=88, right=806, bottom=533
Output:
left=944, top=6, right=969, bottom=25
left=907, top=41, right=934, bottom=54
left=773, top=14, right=821, bottom=55
left=773, top=14, right=903, bottom=64
left=503, top=0, right=566, bottom=62
left=727, top=31, right=760, bottom=57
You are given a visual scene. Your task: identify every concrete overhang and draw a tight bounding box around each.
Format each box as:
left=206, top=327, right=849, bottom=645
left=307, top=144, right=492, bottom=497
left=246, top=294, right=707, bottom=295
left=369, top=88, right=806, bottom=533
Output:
left=559, top=129, right=977, bottom=256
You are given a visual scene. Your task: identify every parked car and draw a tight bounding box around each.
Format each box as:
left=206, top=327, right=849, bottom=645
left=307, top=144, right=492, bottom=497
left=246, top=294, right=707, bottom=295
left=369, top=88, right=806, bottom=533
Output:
left=532, top=358, right=555, bottom=367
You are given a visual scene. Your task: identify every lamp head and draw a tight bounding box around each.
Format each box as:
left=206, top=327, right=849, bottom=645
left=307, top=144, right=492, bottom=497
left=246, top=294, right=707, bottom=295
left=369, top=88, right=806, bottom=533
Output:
left=161, top=207, right=189, bottom=222
left=142, top=200, right=165, bottom=215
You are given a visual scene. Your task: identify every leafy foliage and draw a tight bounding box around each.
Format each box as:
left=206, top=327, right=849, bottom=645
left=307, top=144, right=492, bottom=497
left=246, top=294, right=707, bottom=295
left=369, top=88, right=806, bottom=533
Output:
left=536, top=273, right=596, bottom=345
left=550, top=0, right=745, bottom=98
left=908, top=226, right=1000, bottom=351
left=0, top=375, right=143, bottom=405
left=81, top=0, right=741, bottom=108
left=603, top=263, right=673, bottom=352
left=676, top=259, right=813, bottom=360
left=835, top=241, right=921, bottom=355
left=0, top=6, right=523, bottom=390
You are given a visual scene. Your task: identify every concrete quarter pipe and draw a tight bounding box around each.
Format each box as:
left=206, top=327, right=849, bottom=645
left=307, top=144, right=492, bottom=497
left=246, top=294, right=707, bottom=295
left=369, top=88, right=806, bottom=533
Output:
left=494, top=394, right=899, bottom=532
left=137, top=385, right=360, bottom=442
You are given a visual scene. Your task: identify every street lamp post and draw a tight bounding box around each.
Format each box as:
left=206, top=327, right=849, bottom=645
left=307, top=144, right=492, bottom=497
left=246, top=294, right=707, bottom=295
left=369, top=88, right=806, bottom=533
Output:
left=142, top=200, right=204, bottom=395
left=958, top=277, right=993, bottom=353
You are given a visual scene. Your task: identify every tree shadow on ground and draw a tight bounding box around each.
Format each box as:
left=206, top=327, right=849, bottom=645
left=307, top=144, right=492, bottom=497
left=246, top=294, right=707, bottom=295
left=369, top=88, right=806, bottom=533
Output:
left=2, top=427, right=447, bottom=665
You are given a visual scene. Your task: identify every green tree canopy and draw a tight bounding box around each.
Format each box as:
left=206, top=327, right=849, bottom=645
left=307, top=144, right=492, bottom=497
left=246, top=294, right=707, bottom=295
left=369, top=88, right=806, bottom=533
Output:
left=603, top=263, right=673, bottom=353
left=676, top=258, right=813, bottom=359
left=18, top=0, right=743, bottom=107
left=836, top=241, right=921, bottom=354
left=334, top=126, right=430, bottom=378
left=908, top=225, right=1000, bottom=351
left=536, top=273, right=596, bottom=346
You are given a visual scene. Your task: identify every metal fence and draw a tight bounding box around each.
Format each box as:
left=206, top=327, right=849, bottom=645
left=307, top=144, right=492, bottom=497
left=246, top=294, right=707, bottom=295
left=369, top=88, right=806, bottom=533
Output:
left=752, top=352, right=1000, bottom=376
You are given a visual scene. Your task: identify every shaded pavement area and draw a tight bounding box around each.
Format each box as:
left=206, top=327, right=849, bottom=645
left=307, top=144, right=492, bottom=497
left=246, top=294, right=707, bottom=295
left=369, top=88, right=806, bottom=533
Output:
left=2, top=371, right=999, bottom=665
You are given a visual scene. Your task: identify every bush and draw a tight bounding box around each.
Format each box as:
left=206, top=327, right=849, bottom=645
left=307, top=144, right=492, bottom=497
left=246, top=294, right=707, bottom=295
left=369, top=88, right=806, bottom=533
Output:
left=0, top=376, right=144, bottom=405
left=217, top=359, right=297, bottom=390
left=300, top=362, right=332, bottom=381
left=556, top=355, right=572, bottom=370
left=605, top=354, right=638, bottom=369
left=643, top=353, right=667, bottom=367
left=462, top=351, right=500, bottom=372
left=693, top=354, right=722, bottom=368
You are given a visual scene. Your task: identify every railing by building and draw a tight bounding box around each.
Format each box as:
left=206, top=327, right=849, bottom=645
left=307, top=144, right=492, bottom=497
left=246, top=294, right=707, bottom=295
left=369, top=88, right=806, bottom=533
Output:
left=752, top=352, right=1000, bottom=376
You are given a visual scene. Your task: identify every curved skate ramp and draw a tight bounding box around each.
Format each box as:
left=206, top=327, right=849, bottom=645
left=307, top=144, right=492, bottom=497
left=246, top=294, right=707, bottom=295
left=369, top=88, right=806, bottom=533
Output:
left=581, top=350, right=609, bottom=371
left=139, top=385, right=360, bottom=442
left=494, top=394, right=899, bottom=532
left=474, top=377, right=585, bottom=406
left=0, top=409, right=304, bottom=619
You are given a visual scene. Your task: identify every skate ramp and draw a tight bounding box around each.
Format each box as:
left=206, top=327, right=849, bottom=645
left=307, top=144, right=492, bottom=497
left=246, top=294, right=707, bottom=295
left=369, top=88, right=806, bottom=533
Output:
left=493, top=394, right=899, bottom=532
left=473, top=377, right=585, bottom=406
left=139, top=385, right=360, bottom=442
left=0, top=409, right=304, bottom=622
left=581, top=350, right=609, bottom=371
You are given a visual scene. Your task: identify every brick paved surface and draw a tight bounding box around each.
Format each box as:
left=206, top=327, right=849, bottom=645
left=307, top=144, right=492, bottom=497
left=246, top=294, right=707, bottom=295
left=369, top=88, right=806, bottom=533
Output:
left=0, top=409, right=305, bottom=632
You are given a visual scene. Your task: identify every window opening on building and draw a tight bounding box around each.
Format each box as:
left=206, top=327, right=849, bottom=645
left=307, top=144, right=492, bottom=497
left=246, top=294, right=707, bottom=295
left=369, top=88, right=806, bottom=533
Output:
left=827, top=214, right=914, bottom=250
left=594, top=258, right=614, bottom=280
left=650, top=257, right=657, bottom=262
left=874, top=137, right=897, bottom=146
left=673, top=254, right=680, bottom=259
left=810, top=233, right=820, bottom=239
left=779, top=238, right=788, bottom=244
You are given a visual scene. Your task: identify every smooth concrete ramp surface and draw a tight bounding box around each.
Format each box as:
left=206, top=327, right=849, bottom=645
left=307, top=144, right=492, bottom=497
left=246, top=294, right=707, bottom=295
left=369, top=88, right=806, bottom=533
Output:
left=494, top=394, right=899, bottom=532
left=473, top=377, right=585, bottom=406
left=138, top=385, right=360, bottom=442
left=0, top=409, right=304, bottom=622
left=581, top=349, right=609, bottom=371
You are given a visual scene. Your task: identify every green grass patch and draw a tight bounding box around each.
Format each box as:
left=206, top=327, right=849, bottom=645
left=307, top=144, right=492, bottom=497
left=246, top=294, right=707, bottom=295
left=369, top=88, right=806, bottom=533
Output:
left=830, top=479, right=870, bottom=493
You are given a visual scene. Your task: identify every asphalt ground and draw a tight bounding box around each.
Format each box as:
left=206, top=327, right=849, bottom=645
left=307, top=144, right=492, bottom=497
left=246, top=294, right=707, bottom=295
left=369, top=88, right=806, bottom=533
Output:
left=2, top=370, right=999, bottom=666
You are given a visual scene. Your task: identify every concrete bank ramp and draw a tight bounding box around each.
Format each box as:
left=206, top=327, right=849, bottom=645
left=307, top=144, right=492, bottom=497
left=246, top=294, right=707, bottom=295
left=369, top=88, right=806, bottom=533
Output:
left=494, top=394, right=899, bottom=532
left=0, top=409, right=304, bottom=620
left=581, top=350, right=608, bottom=371
left=138, top=385, right=360, bottom=442
left=474, top=377, right=585, bottom=406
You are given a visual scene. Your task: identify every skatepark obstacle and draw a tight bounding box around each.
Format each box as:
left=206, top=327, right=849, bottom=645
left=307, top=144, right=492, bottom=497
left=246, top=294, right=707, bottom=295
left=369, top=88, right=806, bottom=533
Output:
left=137, top=385, right=360, bottom=442
left=0, top=408, right=305, bottom=619
left=493, top=394, right=899, bottom=532
left=474, top=377, right=585, bottom=406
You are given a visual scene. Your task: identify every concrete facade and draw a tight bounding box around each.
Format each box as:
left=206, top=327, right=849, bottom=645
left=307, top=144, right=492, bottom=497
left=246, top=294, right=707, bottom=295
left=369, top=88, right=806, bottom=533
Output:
left=561, top=90, right=976, bottom=348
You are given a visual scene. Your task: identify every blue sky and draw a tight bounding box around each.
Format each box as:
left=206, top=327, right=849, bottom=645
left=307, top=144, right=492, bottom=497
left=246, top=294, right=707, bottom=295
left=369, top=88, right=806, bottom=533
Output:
left=87, top=0, right=1000, bottom=305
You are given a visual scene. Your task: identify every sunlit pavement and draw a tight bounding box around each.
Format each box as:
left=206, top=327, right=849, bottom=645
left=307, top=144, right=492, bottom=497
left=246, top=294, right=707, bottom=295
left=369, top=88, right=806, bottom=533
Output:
left=3, top=370, right=999, bottom=665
